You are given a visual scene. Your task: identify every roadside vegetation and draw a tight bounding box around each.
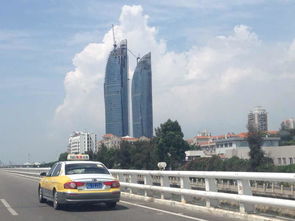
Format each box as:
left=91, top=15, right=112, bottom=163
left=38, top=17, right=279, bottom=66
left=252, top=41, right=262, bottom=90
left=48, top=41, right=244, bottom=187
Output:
left=46, top=119, right=295, bottom=173
left=279, top=128, right=295, bottom=146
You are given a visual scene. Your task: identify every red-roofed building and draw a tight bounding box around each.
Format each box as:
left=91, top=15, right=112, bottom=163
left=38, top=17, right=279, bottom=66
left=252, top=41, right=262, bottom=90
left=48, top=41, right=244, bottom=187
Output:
left=97, top=134, right=150, bottom=151
left=97, top=134, right=121, bottom=150
left=121, top=136, right=139, bottom=142
left=186, top=131, right=280, bottom=157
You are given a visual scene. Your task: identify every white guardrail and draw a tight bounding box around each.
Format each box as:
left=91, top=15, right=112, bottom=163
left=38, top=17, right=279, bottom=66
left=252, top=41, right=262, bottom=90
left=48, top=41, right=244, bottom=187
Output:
left=3, top=168, right=295, bottom=214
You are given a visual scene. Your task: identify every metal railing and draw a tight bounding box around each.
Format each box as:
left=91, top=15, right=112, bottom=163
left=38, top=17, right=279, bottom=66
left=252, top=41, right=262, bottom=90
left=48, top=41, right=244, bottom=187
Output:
left=110, top=170, right=295, bottom=214
left=2, top=168, right=295, bottom=214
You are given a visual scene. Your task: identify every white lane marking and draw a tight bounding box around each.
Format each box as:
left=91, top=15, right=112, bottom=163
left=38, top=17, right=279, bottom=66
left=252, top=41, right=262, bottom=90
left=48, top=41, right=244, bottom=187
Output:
left=0, top=199, right=18, bottom=216
left=120, top=200, right=208, bottom=221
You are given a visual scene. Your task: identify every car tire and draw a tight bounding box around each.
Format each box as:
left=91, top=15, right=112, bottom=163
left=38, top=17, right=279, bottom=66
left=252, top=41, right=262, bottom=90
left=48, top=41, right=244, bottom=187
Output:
left=53, top=191, right=62, bottom=210
left=38, top=187, right=46, bottom=203
left=106, top=202, right=117, bottom=208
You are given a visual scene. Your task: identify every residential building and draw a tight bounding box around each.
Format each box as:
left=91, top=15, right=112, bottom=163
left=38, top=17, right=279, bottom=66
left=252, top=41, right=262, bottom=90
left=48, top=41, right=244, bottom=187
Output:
left=248, top=106, right=268, bottom=131
left=97, top=134, right=121, bottom=150
left=96, top=134, right=150, bottom=151
left=185, top=150, right=212, bottom=161
left=104, top=40, right=129, bottom=137
left=281, top=118, right=295, bottom=129
left=185, top=145, right=295, bottom=166
left=132, top=52, right=153, bottom=138
left=213, top=132, right=279, bottom=155
left=186, top=131, right=280, bottom=155
left=68, top=132, right=97, bottom=154
left=225, top=145, right=295, bottom=166
left=188, top=130, right=212, bottom=146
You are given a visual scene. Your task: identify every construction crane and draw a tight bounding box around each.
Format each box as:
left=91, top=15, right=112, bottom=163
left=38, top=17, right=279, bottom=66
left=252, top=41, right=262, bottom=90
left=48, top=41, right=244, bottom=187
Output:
left=128, top=48, right=140, bottom=63
left=112, top=24, right=117, bottom=48
left=112, top=24, right=140, bottom=62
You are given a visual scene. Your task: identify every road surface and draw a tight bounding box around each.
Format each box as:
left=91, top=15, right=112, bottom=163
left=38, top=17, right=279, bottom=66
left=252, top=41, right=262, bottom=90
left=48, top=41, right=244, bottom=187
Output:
left=0, top=170, right=242, bottom=221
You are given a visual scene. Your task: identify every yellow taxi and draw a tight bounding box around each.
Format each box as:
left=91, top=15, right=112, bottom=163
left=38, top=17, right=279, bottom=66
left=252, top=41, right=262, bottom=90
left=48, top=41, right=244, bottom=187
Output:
left=38, top=154, right=120, bottom=210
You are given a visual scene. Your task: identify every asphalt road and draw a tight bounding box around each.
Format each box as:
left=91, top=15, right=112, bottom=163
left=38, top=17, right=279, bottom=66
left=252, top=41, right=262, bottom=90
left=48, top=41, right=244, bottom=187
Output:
left=0, top=170, right=242, bottom=221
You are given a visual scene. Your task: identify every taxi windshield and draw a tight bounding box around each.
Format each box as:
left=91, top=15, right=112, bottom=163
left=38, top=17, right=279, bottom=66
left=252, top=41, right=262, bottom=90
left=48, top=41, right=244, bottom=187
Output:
left=65, top=163, right=110, bottom=175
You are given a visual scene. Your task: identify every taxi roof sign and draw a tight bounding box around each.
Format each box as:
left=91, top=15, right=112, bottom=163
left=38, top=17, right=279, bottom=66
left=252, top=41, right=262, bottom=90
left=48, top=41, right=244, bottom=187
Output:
left=67, top=154, right=89, bottom=161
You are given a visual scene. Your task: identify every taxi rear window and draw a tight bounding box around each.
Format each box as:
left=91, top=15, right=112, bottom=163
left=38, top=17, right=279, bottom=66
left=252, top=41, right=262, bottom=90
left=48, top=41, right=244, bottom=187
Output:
left=65, top=163, right=110, bottom=175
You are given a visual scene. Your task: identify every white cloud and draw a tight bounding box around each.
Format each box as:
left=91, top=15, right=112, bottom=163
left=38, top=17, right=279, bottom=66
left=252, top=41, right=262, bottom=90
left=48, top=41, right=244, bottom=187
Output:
left=55, top=5, right=295, bottom=138
left=67, top=31, right=100, bottom=46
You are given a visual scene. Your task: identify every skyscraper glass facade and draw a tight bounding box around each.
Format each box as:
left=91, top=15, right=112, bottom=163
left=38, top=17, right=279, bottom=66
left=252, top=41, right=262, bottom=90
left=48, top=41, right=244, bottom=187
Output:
left=132, top=52, right=153, bottom=138
left=104, top=40, right=129, bottom=136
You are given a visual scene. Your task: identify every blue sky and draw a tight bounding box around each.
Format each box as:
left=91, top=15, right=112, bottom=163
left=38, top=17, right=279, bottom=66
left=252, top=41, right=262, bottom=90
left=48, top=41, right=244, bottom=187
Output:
left=1, top=0, right=295, bottom=164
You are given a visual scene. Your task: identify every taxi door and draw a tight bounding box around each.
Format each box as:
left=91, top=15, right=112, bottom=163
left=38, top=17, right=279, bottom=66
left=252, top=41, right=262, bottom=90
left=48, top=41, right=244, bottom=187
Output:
left=41, top=163, right=58, bottom=198
left=46, top=163, right=62, bottom=196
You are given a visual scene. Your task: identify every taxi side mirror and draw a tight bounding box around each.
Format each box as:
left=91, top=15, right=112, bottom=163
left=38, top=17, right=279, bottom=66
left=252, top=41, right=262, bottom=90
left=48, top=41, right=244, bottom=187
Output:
left=40, top=172, right=47, bottom=177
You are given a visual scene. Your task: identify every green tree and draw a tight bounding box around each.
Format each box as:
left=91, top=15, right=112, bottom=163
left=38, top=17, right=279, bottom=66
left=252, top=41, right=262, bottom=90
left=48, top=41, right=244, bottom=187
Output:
left=183, top=156, right=223, bottom=171
left=256, top=157, right=275, bottom=172
left=58, top=152, right=68, bottom=161
left=130, top=140, right=158, bottom=170
left=95, top=144, right=119, bottom=168
left=85, top=149, right=95, bottom=160
left=155, top=119, right=189, bottom=169
left=189, top=144, right=201, bottom=150
left=116, top=142, right=132, bottom=169
left=247, top=125, right=264, bottom=171
left=223, top=156, right=249, bottom=171
left=275, top=164, right=295, bottom=173
left=279, top=128, right=295, bottom=146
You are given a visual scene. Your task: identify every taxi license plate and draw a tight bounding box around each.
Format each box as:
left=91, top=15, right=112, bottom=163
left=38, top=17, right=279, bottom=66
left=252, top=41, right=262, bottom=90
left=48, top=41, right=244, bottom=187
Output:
left=86, top=182, right=102, bottom=189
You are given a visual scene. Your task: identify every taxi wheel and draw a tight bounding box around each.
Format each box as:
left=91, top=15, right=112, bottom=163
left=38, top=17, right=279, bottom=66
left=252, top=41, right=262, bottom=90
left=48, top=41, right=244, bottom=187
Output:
left=106, top=202, right=117, bottom=208
left=53, top=191, right=62, bottom=210
left=38, top=187, right=46, bottom=203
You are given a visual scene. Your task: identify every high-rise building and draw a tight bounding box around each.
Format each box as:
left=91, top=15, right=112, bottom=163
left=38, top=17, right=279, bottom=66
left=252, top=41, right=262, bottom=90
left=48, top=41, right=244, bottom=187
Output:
left=132, top=52, right=153, bottom=138
left=281, top=118, right=295, bottom=129
left=68, top=131, right=97, bottom=154
left=248, top=106, right=268, bottom=131
left=104, top=40, right=129, bottom=136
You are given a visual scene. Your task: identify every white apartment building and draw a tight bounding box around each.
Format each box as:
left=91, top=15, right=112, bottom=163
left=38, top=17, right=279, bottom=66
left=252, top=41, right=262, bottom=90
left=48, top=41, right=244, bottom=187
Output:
left=185, top=131, right=282, bottom=163
left=225, top=145, right=295, bottom=166
left=248, top=106, right=268, bottom=131
left=281, top=118, right=295, bottom=129
left=68, top=131, right=97, bottom=154
left=214, top=133, right=280, bottom=155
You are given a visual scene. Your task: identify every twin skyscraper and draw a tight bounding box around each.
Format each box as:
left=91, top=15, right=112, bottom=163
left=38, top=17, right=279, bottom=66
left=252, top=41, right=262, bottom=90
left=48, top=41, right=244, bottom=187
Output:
left=104, top=39, right=153, bottom=138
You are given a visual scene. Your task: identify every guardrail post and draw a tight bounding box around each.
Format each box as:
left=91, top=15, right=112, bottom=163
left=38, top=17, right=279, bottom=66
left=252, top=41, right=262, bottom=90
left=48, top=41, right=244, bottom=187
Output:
left=180, top=177, right=191, bottom=203
left=205, top=178, right=218, bottom=207
left=118, top=173, right=125, bottom=182
left=160, top=175, right=170, bottom=199
left=271, top=182, right=274, bottom=193
left=237, top=180, right=255, bottom=213
left=263, top=183, right=266, bottom=192
left=144, top=174, right=152, bottom=197
left=129, top=174, right=137, bottom=194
